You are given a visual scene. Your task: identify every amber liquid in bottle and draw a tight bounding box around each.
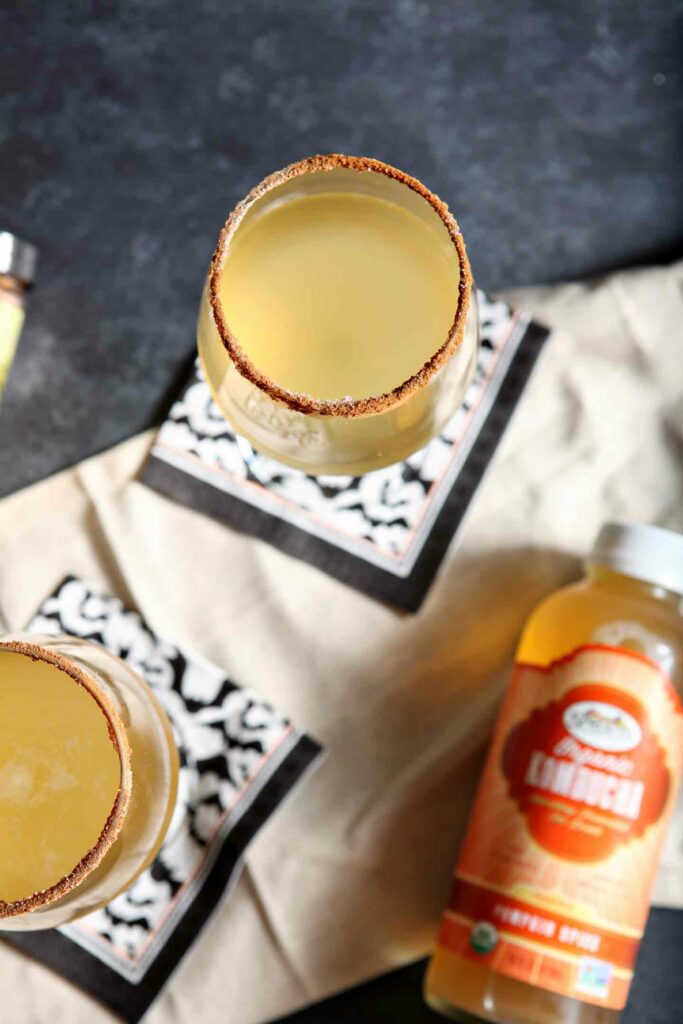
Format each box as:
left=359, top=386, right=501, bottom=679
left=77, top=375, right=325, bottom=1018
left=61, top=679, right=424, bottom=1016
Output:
left=425, top=561, right=683, bottom=1024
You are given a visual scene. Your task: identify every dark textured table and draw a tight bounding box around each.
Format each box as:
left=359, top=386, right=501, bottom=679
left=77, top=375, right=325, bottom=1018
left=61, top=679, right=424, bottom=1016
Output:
left=1, top=3, right=682, bottom=1022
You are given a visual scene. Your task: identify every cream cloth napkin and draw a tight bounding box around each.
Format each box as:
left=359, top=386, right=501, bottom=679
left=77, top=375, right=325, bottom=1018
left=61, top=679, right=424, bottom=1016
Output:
left=1, top=261, right=682, bottom=1024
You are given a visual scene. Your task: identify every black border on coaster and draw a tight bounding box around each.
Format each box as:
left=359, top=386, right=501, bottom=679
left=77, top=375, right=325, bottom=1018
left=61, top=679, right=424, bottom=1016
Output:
left=143, top=322, right=550, bottom=612
left=3, top=733, right=322, bottom=1024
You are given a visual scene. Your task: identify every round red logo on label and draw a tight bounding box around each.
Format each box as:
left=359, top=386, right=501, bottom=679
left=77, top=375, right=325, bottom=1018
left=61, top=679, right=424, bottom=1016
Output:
left=502, top=684, right=670, bottom=861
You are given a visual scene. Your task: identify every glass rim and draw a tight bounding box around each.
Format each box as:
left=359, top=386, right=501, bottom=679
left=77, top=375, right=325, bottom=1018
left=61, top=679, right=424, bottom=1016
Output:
left=208, top=153, right=473, bottom=418
left=0, top=638, right=132, bottom=918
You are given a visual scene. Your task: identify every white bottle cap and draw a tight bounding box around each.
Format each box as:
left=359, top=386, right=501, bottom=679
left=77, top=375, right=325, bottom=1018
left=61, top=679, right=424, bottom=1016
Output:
left=589, top=521, right=683, bottom=596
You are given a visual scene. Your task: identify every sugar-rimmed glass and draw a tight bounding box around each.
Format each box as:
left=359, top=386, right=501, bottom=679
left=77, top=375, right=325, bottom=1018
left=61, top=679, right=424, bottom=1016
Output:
left=0, top=635, right=178, bottom=930
left=198, top=154, right=478, bottom=476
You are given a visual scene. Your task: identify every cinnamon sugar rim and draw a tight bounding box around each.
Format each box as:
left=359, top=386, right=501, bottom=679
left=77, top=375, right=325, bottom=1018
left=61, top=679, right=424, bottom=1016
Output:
left=208, top=153, right=473, bottom=418
left=0, top=639, right=131, bottom=918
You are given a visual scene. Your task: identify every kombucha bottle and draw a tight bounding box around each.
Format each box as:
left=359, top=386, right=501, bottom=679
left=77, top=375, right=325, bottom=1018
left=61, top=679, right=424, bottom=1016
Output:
left=425, top=521, right=683, bottom=1023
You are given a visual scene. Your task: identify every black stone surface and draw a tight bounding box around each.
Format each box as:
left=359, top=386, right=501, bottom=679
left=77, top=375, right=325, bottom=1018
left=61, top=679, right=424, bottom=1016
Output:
left=1, top=3, right=683, bottom=1022
left=274, top=918, right=683, bottom=1024
left=1, top=0, right=682, bottom=495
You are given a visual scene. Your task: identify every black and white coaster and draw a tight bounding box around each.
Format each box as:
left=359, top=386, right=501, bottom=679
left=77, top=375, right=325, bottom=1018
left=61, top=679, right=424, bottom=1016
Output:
left=143, top=293, right=548, bottom=611
left=3, top=577, right=323, bottom=1023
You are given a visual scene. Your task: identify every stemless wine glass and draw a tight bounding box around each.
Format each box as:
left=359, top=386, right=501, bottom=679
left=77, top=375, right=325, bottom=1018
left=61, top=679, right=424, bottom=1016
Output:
left=197, top=154, right=478, bottom=476
left=0, top=635, right=178, bottom=930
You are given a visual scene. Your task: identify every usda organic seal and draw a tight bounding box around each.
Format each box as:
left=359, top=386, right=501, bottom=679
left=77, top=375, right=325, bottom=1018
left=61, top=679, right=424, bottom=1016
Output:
left=470, top=921, right=499, bottom=955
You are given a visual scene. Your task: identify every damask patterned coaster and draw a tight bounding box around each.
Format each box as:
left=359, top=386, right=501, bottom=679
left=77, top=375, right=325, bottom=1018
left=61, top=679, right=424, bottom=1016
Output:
left=143, top=293, right=548, bottom=611
left=3, top=577, right=323, bottom=1024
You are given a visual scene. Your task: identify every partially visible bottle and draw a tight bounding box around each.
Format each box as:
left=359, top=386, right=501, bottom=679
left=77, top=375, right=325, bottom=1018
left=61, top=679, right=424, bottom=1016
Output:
left=0, top=230, right=38, bottom=400
left=425, top=522, right=683, bottom=1023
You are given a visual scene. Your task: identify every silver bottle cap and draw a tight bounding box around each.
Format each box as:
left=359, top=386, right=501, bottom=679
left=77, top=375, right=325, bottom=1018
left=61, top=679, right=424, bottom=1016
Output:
left=0, top=231, right=39, bottom=285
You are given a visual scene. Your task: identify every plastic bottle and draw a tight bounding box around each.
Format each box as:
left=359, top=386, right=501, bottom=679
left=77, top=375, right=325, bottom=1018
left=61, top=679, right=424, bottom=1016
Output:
left=425, top=522, right=683, bottom=1023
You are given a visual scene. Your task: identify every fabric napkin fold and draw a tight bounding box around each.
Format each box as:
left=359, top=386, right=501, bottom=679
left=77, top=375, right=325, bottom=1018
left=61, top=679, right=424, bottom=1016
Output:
left=143, top=292, right=549, bottom=610
left=2, top=576, right=322, bottom=1024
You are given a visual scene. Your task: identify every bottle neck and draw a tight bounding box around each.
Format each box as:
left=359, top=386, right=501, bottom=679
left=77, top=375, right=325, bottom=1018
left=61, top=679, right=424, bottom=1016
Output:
left=587, top=562, right=682, bottom=608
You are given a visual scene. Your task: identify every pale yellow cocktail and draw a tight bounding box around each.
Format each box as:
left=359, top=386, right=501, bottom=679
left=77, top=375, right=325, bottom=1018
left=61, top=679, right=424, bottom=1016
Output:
left=0, top=637, right=178, bottom=929
left=198, top=154, right=477, bottom=475
left=218, top=191, right=460, bottom=400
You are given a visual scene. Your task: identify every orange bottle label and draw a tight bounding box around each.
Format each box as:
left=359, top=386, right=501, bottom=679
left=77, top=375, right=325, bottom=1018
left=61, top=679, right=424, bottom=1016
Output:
left=438, top=644, right=683, bottom=1010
